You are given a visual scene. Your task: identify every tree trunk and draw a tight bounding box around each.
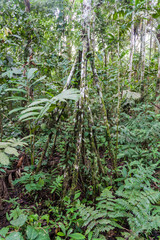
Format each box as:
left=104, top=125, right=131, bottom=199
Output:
left=128, top=0, right=135, bottom=85
left=140, top=1, right=147, bottom=96
left=24, top=0, right=30, bottom=12
left=71, top=0, right=91, bottom=195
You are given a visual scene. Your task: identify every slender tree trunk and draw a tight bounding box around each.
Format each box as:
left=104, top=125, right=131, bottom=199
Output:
left=71, top=0, right=91, bottom=195
left=115, top=24, right=120, bottom=167
left=156, top=33, right=160, bottom=113
left=128, top=0, right=135, bottom=85
left=140, top=2, right=147, bottom=96
left=148, top=19, right=153, bottom=72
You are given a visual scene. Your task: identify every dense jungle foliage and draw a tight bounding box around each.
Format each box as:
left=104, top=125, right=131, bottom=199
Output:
left=0, top=0, right=160, bottom=239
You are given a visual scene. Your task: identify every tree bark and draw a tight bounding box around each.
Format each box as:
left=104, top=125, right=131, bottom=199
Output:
left=128, top=0, right=135, bottom=85
left=24, top=0, right=30, bottom=12
left=71, top=0, right=91, bottom=195
left=140, top=1, right=147, bottom=96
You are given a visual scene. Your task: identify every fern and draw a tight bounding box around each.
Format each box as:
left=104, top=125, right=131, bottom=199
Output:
left=78, top=184, right=160, bottom=239
left=50, top=175, right=64, bottom=196
left=78, top=188, right=123, bottom=238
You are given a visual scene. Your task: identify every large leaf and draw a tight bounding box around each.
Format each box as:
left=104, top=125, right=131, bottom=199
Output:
left=0, top=151, right=10, bottom=165
left=4, top=147, right=19, bottom=157
left=10, top=214, right=28, bottom=227
left=8, top=138, right=28, bottom=147
left=35, top=229, right=50, bottom=240
left=54, top=89, right=80, bottom=102
left=19, top=112, right=39, bottom=121
left=21, top=106, right=43, bottom=114
left=26, top=226, right=39, bottom=240
left=0, top=142, right=10, bottom=149
left=122, top=90, right=141, bottom=100
left=6, top=232, right=24, bottom=240
left=0, top=227, right=9, bottom=237
left=38, top=89, right=80, bottom=119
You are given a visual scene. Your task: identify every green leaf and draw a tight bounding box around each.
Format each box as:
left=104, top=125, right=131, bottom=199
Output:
left=59, top=222, right=66, bottom=235
left=4, top=147, right=19, bottom=157
left=6, top=232, right=24, bottom=240
left=57, top=232, right=65, bottom=237
left=9, top=107, right=25, bottom=115
left=19, top=112, right=39, bottom=121
left=10, top=214, right=28, bottom=227
left=26, top=226, right=39, bottom=240
left=35, top=229, right=50, bottom=240
left=30, top=76, right=46, bottom=87
left=6, top=96, right=27, bottom=101
left=74, top=191, right=81, bottom=200
left=88, top=232, right=93, bottom=240
left=68, top=233, right=85, bottom=239
left=122, top=90, right=141, bottom=100
left=8, top=138, right=28, bottom=147
left=21, top=106, right=43, bottom=114
left=0, top=151, right=10, bottom=165
left=56, top=237, right=62, bottom=240
left=5, top=88, right=27, bottom=94
left=27, top=68, right=38, bottom=80
left=38, top=89, right=80, bottom=119
left=54, top=89, right=80, bottom=102
left=29, top=99, right=49, bottom=107
left=0, top=142, right=9, bottom=149
left=21, top=117, right=37, bottom=122
left=0, top=227, right=9, bottom=237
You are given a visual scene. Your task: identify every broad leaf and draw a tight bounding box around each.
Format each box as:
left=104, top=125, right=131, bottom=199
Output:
left=10, top=214, right=28, bottom=227
left=122, top=90, right=141, bottom=100
left=8, top=138, right=28, bottom=147
left=35, top=229, right=50, bottom=240
left=6, top=232, right=24, bottom=240
left=0, top=227, right=9, bottom=237
left=26, top=226, right=39, bottom=240
left=0, top=142, right=10, bottom=149
left=0, top=152, right=10, bottom=165
left=4, top=147, right=19, bottom=157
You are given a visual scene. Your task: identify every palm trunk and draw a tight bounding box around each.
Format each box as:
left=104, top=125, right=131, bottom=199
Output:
left=71, top=0, right=91, bottom=195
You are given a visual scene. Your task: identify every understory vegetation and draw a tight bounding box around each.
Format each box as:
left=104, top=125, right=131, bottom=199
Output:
left=0, top=0, right=160, bottom=239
